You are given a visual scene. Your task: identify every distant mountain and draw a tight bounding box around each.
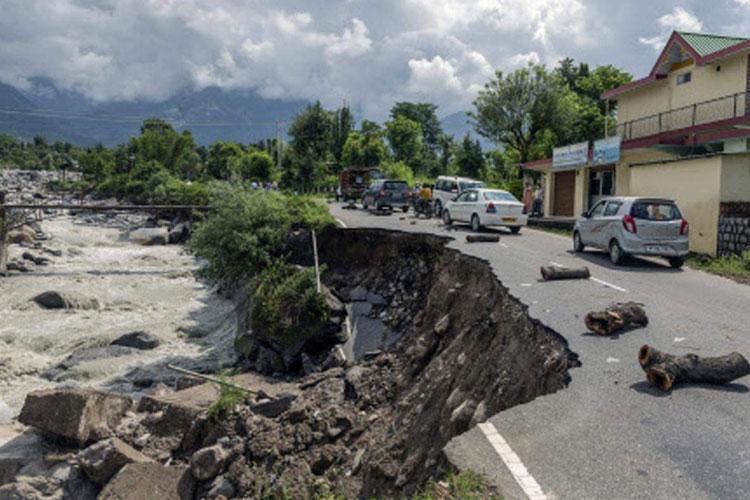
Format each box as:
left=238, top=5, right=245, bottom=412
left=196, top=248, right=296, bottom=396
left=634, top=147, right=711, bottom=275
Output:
left=0, top=81, right=309, bottom=146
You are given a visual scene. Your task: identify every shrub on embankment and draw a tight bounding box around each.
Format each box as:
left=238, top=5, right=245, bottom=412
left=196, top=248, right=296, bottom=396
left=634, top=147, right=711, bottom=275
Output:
left=189, top=184, right=334, bottom=284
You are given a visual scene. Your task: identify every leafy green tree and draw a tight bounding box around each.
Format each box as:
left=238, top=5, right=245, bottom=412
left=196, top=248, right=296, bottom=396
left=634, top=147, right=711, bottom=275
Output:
left=380, top=160, right=415, bottom=186
left=471, top=64, right=576, bottom=164
left=289, top=101, right=334, bottom=161
left=390, top=102, right=443, bottom=151
left=232, top=151, right=277, bottom=182
left=341, top=131, right=388, bottom=168
left=130, top=118, right=201, bottom=178
left=385, top=115, right=423, bottom=168
left=332, top=104, right=354, bottom=170
left=437, top=134, right=455, bottom=174
left=206, top=141, right=244, bottom=180
left=453, top=134, right=485, bottom=178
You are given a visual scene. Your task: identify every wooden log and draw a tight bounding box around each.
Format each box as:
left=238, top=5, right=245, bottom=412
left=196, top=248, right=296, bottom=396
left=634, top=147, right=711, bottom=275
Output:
left=466, top=234, right=500, bottom=243
left=584, top=302, right=648, bottom=336
left=540, top=265, right=590, bottom=281
left=638, top=345, right=750, bottom=391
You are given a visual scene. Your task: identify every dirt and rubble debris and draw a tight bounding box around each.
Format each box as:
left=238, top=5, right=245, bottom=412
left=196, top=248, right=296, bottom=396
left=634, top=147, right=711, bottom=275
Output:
left=98, top=462, right=195, bottom=500
left=585, top=302, right=648, bottom=336
left=18, top=387, right=132, bottom=445
left=639, top=344, right=750, bottom=391
left=78, top=437, right=153, bottom=485
left=127, top=227, right=170, bottom=246
left=540, top=265, right=591, bottom=281
left=32, top=290, right=101, bottom=310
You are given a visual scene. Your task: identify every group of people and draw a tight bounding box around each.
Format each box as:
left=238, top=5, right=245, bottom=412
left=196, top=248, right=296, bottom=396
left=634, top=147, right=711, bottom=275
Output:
left=523, top=182, right=545, bottom=217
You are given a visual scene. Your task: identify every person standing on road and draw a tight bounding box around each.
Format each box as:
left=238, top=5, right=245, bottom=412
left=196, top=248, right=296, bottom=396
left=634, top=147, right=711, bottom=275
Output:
left=533, top=184, right=544, bottom=216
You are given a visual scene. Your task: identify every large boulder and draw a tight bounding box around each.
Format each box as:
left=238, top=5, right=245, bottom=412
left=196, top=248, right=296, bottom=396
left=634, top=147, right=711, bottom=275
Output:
left=32, top=290, right=100, bottom=310
left=79, top=437, right=153, bottom=485
left=98, top=463, right=195, bottom=500
left=111, top=331, right=160, bottom=350
left=18, top=387, right=132, bottom=444
left=7, top=225, right=36, bottom=245
left=128, top=227, right=169, bottom=246
left=168, top=223, right=190, bottom=244
left=190, top=444, right=229, bottom=481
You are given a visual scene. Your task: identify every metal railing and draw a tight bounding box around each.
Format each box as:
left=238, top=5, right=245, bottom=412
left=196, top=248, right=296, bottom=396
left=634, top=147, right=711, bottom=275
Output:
left=612, top=91, right=748, bottom=141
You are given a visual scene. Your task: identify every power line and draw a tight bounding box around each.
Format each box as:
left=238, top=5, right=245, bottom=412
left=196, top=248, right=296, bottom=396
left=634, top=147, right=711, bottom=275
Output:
left=0, top=107, right=291, bottom=128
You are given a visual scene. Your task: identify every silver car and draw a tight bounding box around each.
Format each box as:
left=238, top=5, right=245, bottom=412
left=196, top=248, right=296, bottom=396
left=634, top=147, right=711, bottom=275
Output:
left=573, top=197, right=689, bottom=268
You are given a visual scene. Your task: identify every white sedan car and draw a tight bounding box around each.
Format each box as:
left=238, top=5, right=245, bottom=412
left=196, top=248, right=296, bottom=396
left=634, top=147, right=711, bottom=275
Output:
left=442, top=188, right=527, bottom=233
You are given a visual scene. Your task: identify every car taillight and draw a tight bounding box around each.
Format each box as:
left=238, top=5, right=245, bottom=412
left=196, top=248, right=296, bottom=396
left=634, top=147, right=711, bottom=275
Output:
left=622, top=214, right=637, bottom=233
left=680, top=218, right=689, bottom=235
left=522, top=205, right=528, bottom=215
left=486, top=202, right=497, bottom=213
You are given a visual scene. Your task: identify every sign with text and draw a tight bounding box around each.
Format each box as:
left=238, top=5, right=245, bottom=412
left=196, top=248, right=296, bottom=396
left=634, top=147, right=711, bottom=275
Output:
left=593, top=136, right=621, bottom=166
left=552, top=142, right=589, bottom=170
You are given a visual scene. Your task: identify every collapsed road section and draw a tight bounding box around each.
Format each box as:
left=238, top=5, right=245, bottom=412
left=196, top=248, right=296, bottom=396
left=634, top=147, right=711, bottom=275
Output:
left=2, top=226, right=580, bottom=499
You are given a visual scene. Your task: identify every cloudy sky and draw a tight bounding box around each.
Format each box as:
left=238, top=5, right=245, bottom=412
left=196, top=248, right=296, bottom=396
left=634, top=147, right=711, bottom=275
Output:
left=2, top=0, right=750, bottom=119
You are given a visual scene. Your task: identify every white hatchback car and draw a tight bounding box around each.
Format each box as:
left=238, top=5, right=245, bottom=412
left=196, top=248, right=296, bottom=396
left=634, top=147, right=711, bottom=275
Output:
left=442, top=188, right=527, bottom=233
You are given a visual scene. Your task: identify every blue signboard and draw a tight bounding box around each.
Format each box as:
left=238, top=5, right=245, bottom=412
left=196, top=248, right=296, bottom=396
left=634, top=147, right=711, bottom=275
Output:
left=593, top=136, right=621, bottom=166
left=552, top=142, right=588, bottom=170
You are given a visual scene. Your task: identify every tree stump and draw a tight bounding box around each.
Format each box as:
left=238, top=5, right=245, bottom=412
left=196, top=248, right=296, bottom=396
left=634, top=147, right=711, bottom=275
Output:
left=540, top=266, right=590, bottom=281
left=639, top=344, right=750, bottom=391
left=466, top=234, right=500, bottom=243
left=584, top=302, right=647, bottom=336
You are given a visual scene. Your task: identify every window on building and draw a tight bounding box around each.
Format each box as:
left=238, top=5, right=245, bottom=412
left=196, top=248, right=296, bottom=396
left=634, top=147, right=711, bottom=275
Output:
left=677, top=72, right=692, bottom=85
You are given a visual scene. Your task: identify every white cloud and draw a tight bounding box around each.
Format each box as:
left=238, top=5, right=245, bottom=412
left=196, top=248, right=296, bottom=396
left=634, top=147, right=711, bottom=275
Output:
left=639, top=7, right=703, bottom=51
left=0, top=0, right=608, bottom=119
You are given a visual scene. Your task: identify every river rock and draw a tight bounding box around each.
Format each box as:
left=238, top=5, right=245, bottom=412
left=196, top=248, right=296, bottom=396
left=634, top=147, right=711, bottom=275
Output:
left=190, top=444, right=229, bottom=481
left=168, top=223, right=190, bottom=244
left=7, top=226, right=35, bottom=245
left=111, top=331, right=160, bottom=350
left=128, top=227, right=169, bottom=246
left=18, top=387, right=133, bottom=444
left=33, top=290, right=100, bottom=310
left=79, top=437, right=153, bottom=485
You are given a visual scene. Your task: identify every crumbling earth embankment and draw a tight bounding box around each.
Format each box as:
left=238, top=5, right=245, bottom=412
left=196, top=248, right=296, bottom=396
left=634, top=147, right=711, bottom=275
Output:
left=3, top=227, right=579, bottom=499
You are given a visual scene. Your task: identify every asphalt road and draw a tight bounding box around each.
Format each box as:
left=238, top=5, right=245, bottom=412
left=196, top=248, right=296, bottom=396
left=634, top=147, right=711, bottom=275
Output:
left=330, top=203, right=750, bottom=500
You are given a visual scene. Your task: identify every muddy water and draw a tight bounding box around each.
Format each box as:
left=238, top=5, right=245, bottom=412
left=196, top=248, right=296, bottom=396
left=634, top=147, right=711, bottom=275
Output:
left=0, top=214, right=237, bottom=419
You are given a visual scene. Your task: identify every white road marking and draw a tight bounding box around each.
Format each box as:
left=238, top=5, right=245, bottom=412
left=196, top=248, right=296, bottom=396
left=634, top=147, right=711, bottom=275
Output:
left=520, top=283, right=533, bottom=287
left=549, top=261, right=564, bottom=267
left=335, top=218, right=348, bottom=228
left=589, top=277, right=628, bottom=293
left=500, top=243, right=509, bottom=248
left=606, top=357, right=620, bottom=363
left=674, top=337, right=686, bottom=343
left=478, top=422, right=547, bottom=500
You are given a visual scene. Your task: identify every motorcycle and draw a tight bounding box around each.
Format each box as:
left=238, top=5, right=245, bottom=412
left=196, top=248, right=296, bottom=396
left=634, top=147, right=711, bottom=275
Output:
left=413, top=197, right=433, bottom=218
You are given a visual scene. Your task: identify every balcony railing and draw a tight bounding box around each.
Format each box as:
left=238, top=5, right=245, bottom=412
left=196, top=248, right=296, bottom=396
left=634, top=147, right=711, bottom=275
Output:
left=612, top=91, right=748, bottom=141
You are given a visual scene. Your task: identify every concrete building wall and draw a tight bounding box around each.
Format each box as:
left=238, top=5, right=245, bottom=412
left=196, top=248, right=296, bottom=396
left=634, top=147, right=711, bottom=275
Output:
left=720, top=154, right=750, bottom=202
left=628, top=156, right=723, bottom=255
left=669, top=54, right=747, bottom=110
left=616, top=84, right=670, bottom=123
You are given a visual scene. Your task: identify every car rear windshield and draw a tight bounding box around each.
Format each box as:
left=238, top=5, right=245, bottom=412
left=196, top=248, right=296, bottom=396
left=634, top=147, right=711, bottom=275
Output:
left=482, top=191, right=518, bottom=202
left=459, top=181, right=486, bottom=191
left=630, top=201, right=681, bottom=221
left=383, top=181, right=408, bottom=191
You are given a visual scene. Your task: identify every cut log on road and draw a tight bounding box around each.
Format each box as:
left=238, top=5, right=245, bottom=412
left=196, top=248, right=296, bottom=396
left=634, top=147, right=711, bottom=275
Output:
left=540, top=266, right=590, bottom=281
left=466, top=234, right=500, bottom=243
left=638, top=344, right=750, bottom=391
left=584, top=302, right=647, bottom=336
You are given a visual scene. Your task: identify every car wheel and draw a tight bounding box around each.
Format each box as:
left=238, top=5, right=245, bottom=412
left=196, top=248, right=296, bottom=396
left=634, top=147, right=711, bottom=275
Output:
left=471, top=214, right=481, bottom=232
left=362, top=198, right=368, bottom=210
left=609, top=239, right=624, bottom=265
left=402, top=206, right=409, bottom=213
left=573, top=231, right=584, bottom=252
left=668, top=257, right=685, bottom=269
left=434, top=200, right=443, bottom=217
left=442, top=209, right=452, bottom=226
left=509, top=226, right=521, bottom=235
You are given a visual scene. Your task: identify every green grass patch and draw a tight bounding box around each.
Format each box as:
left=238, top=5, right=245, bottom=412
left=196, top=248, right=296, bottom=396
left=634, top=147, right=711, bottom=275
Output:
left=207, top=372, right=248, bottom=419
left=686, top=251, right=750, bottom=284
left=411, top=470, right=502, bottom=500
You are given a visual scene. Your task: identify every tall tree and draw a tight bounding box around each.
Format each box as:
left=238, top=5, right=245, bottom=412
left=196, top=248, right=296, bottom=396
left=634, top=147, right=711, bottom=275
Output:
left=453, top=134, right=485, bottom=179
left=471, top=64, right=576, bottom=164
left=389, top=102, right=443, bottom=151
left=332, top=104, right=354, bottom=170
left=288, top=101, right=334, bottom=161
left=385, top=115, right=423, bottom=168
